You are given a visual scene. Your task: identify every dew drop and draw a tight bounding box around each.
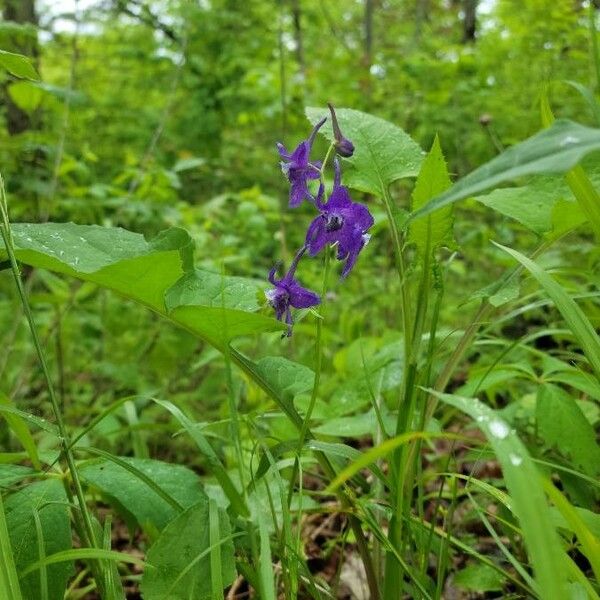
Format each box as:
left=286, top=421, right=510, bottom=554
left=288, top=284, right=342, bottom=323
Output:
left=489, top=419, right=509, bottom=439
left=509, top=453, right=522, bottom=466
left=560, top=135, right=579, bottom=146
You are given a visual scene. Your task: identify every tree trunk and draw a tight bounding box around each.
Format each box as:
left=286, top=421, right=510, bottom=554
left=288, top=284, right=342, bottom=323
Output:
left=415, top=0, right=429, bottom=42
left=2, top=0, right=39, bottom=135
left=290, top=0, right=305, bottom=78
left=361, top=0, right=374, bottom=99
left=462, top=0, right=477, bottom=43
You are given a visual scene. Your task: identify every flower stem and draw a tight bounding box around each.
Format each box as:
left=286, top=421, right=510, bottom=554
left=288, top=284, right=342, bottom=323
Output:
left=0, top=174, right=98, bottom=552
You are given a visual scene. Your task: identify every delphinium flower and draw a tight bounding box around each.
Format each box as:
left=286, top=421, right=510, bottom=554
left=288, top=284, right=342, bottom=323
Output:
left=268, top=106, right=372, bottom=334
left=304, top=159, right=373, bottom=278
left=277, top=117, right=326, bottom=207
left=265, top=246, right=320, bottom=336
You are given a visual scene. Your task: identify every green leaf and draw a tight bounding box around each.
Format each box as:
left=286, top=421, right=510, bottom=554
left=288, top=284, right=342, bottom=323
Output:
left=473, top=176, right=588, bottom=235
left=0, top=50, right=39, bottom=80
left=305, top=107, right=423, bottom=197
left=429, top=390, right=569, bottom=600
left=80, top=457, right=206, bottom=533
left=165, top=269, right=261, bottom=312
left=537, top=384, right=600, bottom=477
left=4, top=480, right=72, bottom=600
left=541, top=92, right=600, bottom=240
left=454, top=563, right=505, bottom=592
left=409, top=136, right=454, bottom=259
left=497, top=243, right=600, bottom=380
left=2, top=223, right=284, bottom=347
left=0, top=394, right=41, bottom=470
left=253, top=357, right=314, bottom=399
left=0, top=493, right=22, bottom=600
left=543, top=479, right=600, bottom=582
left=0, top=465, right=35, bottom=488
left=7, top=81, right=43, bottom=113
left=411, top=120, right=600, bottom=221
left=140, top=499, right=236, bottom=600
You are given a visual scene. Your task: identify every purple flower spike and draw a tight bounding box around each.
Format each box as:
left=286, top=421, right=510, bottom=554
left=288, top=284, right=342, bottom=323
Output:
left=277, top=117, right=326, bottom=207
left=266, top=247, right=321, bottom=336
left=305, top=159, right=373, bottom=278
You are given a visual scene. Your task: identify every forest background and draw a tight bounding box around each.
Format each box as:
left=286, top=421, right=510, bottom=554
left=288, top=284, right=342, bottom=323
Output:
left=1, top=1, right=599, bottom=599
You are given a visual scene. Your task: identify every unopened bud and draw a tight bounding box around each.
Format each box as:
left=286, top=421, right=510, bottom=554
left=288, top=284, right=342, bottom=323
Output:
left=328, top=103, right=355, bottom=157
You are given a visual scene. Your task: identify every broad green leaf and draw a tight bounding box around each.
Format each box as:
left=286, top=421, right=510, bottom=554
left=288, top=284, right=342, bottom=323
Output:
left=80, top=457, right=206, bottom=533
left=7, top=81, right=43, bottom=113
left=4, top=479, right=72, bottom=600
left=0, top=465, right=34, bottom=488
left=305, top=107, right=423, bottom=197
left=430, top=390, right=568, bottom=600
left=474, top=177, right=586, bottom=235
left=454, top=564, right=505, bottom=592
left=537, top=384, right=600, bottom=477
left=409, top=136, right=454, bottom=259
left=140, top=499, right=236, bottom=600
left=2, top=223, right=284, bottom=347
left=165, top=269, right=260, bottom=312
left=411, top=120, right=600, bottom=220
left=497, top=243, right=600, bottom=379
left=253, top=357, right=314, bottom=399
left=0, top=50, right=38, bottom=80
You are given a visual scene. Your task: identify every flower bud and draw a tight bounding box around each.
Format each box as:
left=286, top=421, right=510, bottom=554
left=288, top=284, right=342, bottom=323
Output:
left=328, top=103, right=354, bottom=158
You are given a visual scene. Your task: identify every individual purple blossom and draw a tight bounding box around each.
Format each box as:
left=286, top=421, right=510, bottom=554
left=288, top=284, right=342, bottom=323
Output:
left=328, top=103, right=354, bottom=158
left=266, top=246, right=320, bottom=336
left=305, top=159, right=373, bottom=278
left=277, top=117, right=326, bottom=208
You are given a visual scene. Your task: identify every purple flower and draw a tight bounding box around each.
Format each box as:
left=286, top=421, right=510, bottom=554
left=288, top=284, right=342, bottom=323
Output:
left=266, top=247, right=320, bottom=336
left=305, top=159, right=373, bottom=278
left=328, top=103, right=354, bottom=158
left=277, top=117, right=326, bottom=208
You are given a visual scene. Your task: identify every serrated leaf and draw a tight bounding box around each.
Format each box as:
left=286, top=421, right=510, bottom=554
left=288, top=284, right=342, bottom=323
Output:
left=537, top=384, right=600, bottom=477
left=4, top=479, right=72, bottom=600
left=409, top=136, right=454, bottom=259
left=140, top=499, right=236, bottom=600
left=0, top=50, right=39, bottom=80
left=80, top=457, right=206, bottom=532
left=411, top=119, right=600, bottom=221
left=305, top=107, right=423, bottom=197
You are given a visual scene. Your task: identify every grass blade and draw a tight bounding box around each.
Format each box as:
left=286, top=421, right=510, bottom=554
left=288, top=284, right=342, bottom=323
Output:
left=0, top=493, right=22, bottom=600
left=428, top=390, right=569, bottom=600
left=495, top=243, right=600, bottom=379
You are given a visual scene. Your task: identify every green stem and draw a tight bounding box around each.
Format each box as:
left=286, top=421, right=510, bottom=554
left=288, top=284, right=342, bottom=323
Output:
left=0, top=174, right=98, bottom=552
left=297, top=247, right=330, bottom=450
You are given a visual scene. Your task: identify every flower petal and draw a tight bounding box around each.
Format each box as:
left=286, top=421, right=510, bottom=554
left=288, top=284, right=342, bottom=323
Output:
left=288, top=280, right=321, bottom=309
